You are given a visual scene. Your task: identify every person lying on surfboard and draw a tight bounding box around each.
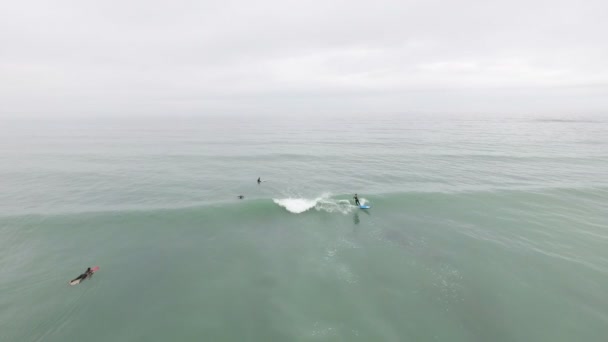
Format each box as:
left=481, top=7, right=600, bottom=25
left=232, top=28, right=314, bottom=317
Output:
left=354, top=194, right=361, bottom=206
left=71, top=267, right=93, bottom=283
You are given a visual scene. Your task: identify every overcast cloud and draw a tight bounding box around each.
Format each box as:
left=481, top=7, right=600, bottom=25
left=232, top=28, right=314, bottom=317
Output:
left=1, top=0, right=607, bottom=117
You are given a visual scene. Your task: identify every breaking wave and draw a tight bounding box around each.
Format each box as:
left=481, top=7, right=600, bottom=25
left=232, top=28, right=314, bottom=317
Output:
left=273, top=193, right=357, bottom=214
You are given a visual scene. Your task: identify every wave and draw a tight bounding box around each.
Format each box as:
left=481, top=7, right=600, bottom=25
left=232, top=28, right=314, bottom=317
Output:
left=2, top=186, right=605, bottom=220
left=273, top=193, right=359, bottom=214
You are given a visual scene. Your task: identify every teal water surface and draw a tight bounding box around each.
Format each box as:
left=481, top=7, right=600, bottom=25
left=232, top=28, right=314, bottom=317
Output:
left=1, top=115, right=607, bottom=341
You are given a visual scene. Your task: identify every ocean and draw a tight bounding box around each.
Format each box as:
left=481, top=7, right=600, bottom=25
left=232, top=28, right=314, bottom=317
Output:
left=1, top=114, right=607, bottom=341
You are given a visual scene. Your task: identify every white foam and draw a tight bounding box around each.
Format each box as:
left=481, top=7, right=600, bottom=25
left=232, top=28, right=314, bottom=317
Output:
left=273, top=197, right=319, bottom=214
left=273, top=194, right=355, bottom=214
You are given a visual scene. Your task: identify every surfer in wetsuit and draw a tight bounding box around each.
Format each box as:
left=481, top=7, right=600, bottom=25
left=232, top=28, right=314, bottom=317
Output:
left=72, top=267, right=93, bottom=283
left=257, top=177, right=261, bottom=184
left=354, top=194, right=361, bottom=206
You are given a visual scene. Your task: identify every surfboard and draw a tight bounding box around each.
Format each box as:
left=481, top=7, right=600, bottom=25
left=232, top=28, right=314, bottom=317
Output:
left=359, top=205, right=371, bottom=209
left=69, top=266, right=99, bottom=286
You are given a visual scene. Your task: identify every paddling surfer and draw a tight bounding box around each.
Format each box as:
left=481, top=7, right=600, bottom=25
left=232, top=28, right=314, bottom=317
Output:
left=71, top=267, right=93, bottom=283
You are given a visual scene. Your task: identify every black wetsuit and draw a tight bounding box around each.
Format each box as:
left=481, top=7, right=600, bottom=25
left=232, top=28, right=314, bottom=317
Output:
left=354, top=196, right=360, bottom=206
left=72, top=269, right=92, bottom=282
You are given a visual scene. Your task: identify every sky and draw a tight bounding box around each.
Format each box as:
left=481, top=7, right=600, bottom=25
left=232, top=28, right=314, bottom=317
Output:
left=1, top=0, right=607, bottom=117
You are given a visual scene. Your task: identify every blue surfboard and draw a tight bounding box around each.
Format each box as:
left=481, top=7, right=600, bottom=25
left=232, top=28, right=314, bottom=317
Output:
left=359, top=205, right=371, bottom=209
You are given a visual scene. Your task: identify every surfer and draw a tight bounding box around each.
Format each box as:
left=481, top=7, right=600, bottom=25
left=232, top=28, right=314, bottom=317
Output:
left=257, top=177, right=261, bottom=184
left=238, top=195, right=244, bottom=199
left=71, top=267, right=93, bottom=283
left=354, top=194, right=361, bottom=206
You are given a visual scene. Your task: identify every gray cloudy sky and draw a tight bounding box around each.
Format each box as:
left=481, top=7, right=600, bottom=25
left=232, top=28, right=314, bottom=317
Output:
left=1, top=0, right=607, bottom=117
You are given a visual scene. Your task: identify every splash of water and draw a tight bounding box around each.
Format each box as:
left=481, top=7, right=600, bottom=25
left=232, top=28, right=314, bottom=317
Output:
left=273, top=193, right=355, bottom=214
